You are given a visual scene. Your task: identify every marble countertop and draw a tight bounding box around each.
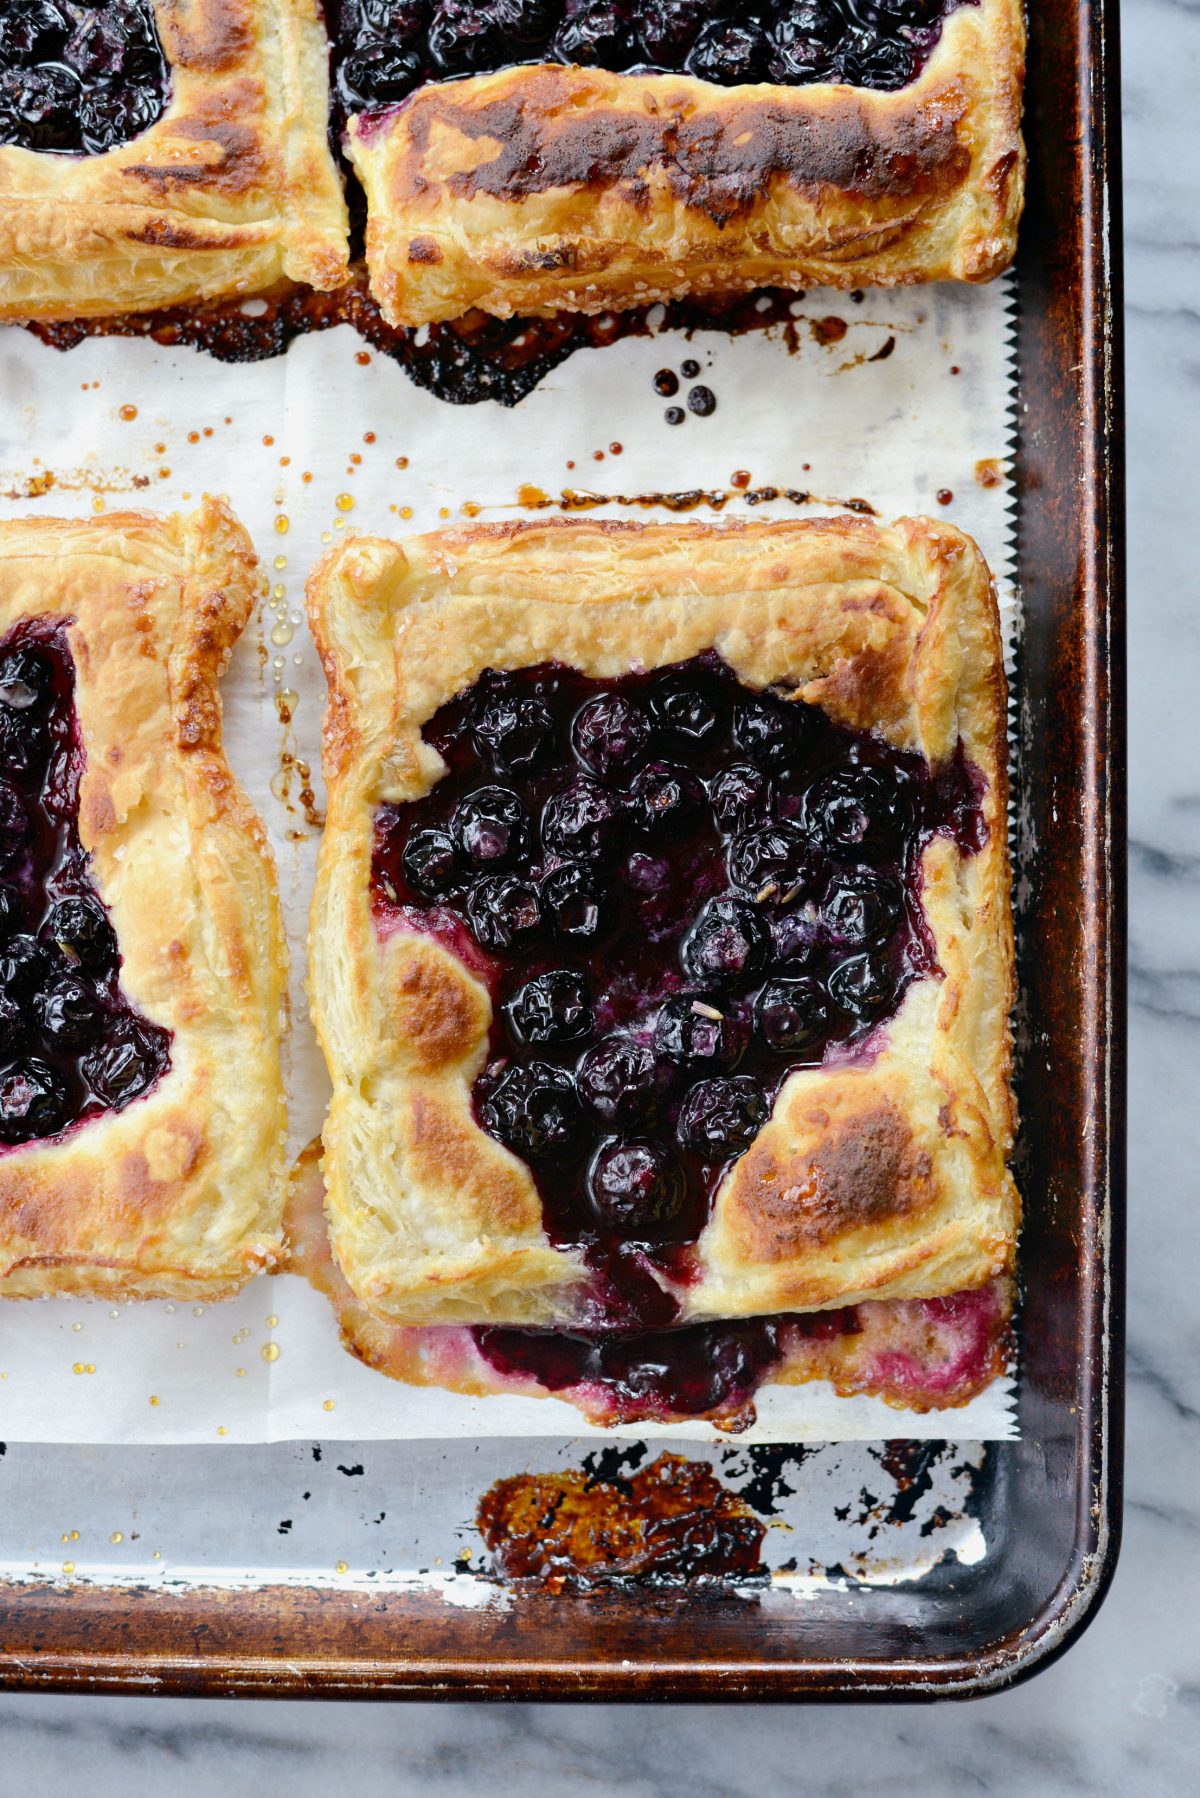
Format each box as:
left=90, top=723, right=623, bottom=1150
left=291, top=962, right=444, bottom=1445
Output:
left=2, top=5, right=1197, bottom=1792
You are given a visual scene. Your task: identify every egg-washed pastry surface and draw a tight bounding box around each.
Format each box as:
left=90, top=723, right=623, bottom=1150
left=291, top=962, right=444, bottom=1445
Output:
left=343, top=0, right=1025, bottom=326
left=307, top=516, right=1018, bottom=1395
left=0, top=499, right=287, bottom=1299
left=0, top=0, right=349, bottom=321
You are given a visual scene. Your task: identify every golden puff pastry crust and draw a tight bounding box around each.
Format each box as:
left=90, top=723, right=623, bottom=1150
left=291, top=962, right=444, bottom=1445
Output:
left=347, top=0, right=1025, bottom=328
left=307, top=515, right=1018, bottom=1329
left=0, top=498, right=288, bottom=1299
left=0, top=1, right=349, bottom=322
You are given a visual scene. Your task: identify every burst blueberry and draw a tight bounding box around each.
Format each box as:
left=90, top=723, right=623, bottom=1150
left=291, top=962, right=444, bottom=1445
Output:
left=677, top=1075, right=768, bottom=1162
left=479, top=1059, right=583, bottom=1161
left=506, top=969, right=593, bottom=1045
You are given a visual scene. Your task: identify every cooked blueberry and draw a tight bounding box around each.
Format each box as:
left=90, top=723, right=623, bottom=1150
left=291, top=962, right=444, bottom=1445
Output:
left=754, top=978, right=829, bottom=1056
left=552, top=0, right=634, bottom=66
left=0, top=647, right=52, bottom=708
left=339, top=41, right=424, bottom=108
left=636, top=0, right=707, bottom=67
left=465, top=875, right=542, bottom=951
left=506, top=970, right=593, bottom=1046
left=540, top=857, right=607, bottom=942
left=0, top=987, right=33, bottom=1055
left=0, top=3, right=69, bottom=65
left=727, top=821, right=813, bottom=898
left=685, top=19, right=769, bottom=84
left=64, top=9, right=144, bottom=81
left=359, top=0, right=427, bottom=31
left=0, top=780, right=30, bottom=866
left=428, top=0, right=510, bottom=74
left=771, top=905, right=822, bottom=969
left=541, top=778, right=623, bottom=860
left=452, top=785, right=531, bottom=869
left=804, top=765, right=912, bottom=858
left=628, top=761, right=704, bottom=837
left=827, top=952, right=892, bottom=1022
left=588, top=1138, right=686, bottom=1230
left=0, top=1056, right=64, bottom=1144
left=577, top=1034, right=664, bottom=1127
left=677, top=1076, right=768, bottom=1162
left=0, top=886, right=21, bottom=936
left=479, top=1060, right=583, bottom=1162
left=402, top=827, right=461, bottom=898
left=0, top=700, right=47, bottom=777
left=709, top=762, right=772, bottom=833
left=654, top=992, right=744, bottom=1073
left=1, top=63, right=82, bottom=147
left=36, top=973, right=104, bottom=1050
left=649, top=675, right=723, bottom=746
left=822, top=871, right=902, bottom=946
left=681, top=898, right=770, bottom=986
left=732, top=691, right=810, bottom=769
left=474, top=691, right=555, bottom=772
left=44, top=896, right=116, bottom=972
left=840, top=35, right=917, bottom=91
left=0, top=933, right=46, bottom=997
left=83, top=1018, right=166, bottom=1108
left=571, top=693, right=650, bottom=778
left=494, top=0, right=561, bottom=45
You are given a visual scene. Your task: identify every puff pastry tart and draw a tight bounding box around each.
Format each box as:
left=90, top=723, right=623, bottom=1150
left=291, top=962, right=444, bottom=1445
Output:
left=0, top=1, right=349, bottom=321
left=339, top=0, right=1025, bottom=327
left=307, top=516, right=1018, bottom=1372
left=0, top=499, right=287, bottom=1299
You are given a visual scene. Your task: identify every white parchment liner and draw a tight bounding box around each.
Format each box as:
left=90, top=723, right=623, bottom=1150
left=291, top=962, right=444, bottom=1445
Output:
left=0, top=277, right=1019, bottom=1442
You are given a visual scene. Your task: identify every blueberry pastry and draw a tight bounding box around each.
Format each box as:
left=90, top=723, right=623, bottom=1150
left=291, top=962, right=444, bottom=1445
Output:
left=0, top=2, right=348, bottom=321
left=0, top=500, right=287, bottom=1298
left=339, top=0, right=1025, bottom=327
left=306, top=517, right=1017, bottom=1344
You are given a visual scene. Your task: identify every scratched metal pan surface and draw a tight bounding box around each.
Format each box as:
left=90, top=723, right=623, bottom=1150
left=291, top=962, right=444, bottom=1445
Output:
left=0, top=1, right=1125, bottom=1699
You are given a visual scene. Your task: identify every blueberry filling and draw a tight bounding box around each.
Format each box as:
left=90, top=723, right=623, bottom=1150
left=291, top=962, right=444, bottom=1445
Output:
left=0, top=621, right=170, bottom=1148
left=0, top=2, right=169, bottom=156
left=330, top=0, right=976, bottom=119
left=371, top=652, right=986, bottom=1417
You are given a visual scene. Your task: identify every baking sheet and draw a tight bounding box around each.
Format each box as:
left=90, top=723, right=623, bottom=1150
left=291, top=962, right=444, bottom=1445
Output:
left=0, top=278, right=1019, bottom=1443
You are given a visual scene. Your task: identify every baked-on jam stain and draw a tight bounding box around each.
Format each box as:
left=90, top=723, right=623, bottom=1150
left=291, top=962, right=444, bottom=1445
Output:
left=370, top=653, right=986, bottom=1422
left=0, top=2, right=170, bottom=157
left=476, top=1450, right=767, bottom=1589
left=0, top=621, right=171, bottom=1149
left=330, top=1, right=976, bottom=132
left=25, top=282, right=866, bottom=407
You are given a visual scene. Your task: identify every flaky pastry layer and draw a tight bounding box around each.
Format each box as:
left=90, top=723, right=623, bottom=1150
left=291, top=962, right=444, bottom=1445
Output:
left=347, top=0, right=1025, bottom=327
left=307, top=516, right=1018, bottom=1329
left=0, top=498, right=288, bottom=1299
left=0, top=0, right=349, bottom=321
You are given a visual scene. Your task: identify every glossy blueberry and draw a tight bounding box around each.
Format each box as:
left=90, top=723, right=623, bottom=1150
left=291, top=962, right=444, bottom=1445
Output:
left=541, top=778, right=624, bottom=861
left=43, top=896, right=116, bottom=973
left=0, top=696, right=48, bottom=777
left=539, top=857, right=607, bottom=942
left=840, top=34, right=917, bottom=90
left=0, top=1057, right=64, bottom=1144
left=0, top=933, right=46, bottom=998
left=771, top=904, right=822, bottom=969
left=359, top=0, right=427, bottom=31
left=0, top=62, right=82, bottom=147
left=628, top=761, right=704, bottom=837
left=570, top=692, right=650, bottom=779
left=827, top=952, right=892, bottom=1022
left=0, top=647, right=53, bottom=708
left=0, top=780, right=30, bottom=867
left=36, top=973, right=105, bottom=1051
left=804, top=765, right=912, bottom=858
left=577, top=1034, right=664, bottom=1128
left=731, top=691, right=810, bottom=770
left=588, top=1138, right=686, bottom=1230
left=64, top=8, right=152, bottom=81
left=452, top=785, right=531, bottom=869
left=768, top=20, right=837, bottom=83
left=654, top=992, right=744, bottom=1073
left=402, top=826, right=461, bottom=899
left=82, top=1018, right=167, bottom=1108
left=0, top=987, right=33, bottom=1055
left=754, top=977, right=829, bottom=1056
left=0, top=3, right=69, bottom=65
left=681, top=897, right=770, bottom=987
left=726, top=821, right=813, bottom=898
left=465, top=874, right=542, bottom=951
left=635, top=0, right=707, bottom=66
left=506, top=969, right=593, bottom=1045
left=677, top=1075, right=769, bottom=1162
left=339, top=40, right=424, bottom=106
left=648, top=675, right=723, bottom=746
left=822, top=871, right=902, bottom=946
left=479, top=1059, right=583, bottom=1161
left=708, top=762, right=772, bottom=833
left=685, top=19, right=769, bottom=84
left=0, top=886, right=20, bottom=936
left=552, top=0, right=634, bottom=67
left=428, top=0, right=511, bottom=74
left=474, top=690, right=555, bottom=772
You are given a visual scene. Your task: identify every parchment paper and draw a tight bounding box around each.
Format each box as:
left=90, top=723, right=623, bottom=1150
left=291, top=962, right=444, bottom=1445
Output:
left=0, top=278, right=1019, bottom=1442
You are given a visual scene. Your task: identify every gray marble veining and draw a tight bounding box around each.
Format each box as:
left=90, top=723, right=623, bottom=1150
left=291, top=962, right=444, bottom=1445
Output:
left=1, top=3, right=1199, bottom=1791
